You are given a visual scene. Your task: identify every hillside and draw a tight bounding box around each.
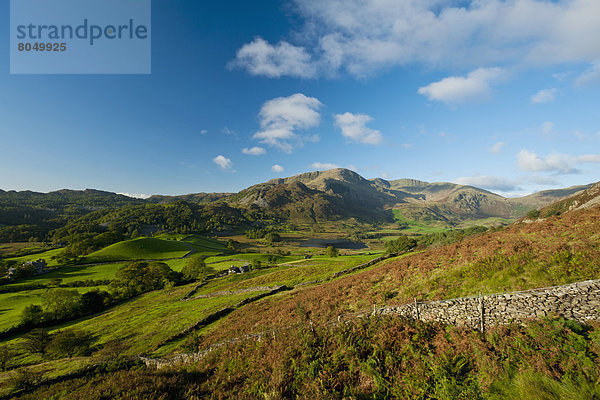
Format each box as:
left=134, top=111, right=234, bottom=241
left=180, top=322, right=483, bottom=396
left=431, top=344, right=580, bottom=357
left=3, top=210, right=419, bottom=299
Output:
left=1, top=170, right=590, bottom=241
left=230, top=168, right=590, bottom=227
left=200, top=180, right=600, bottom=344
left=0, top=178, right=598, bottom=399
left=85, top=237, right=192, bottom=262
left=3, top=180, right=599, bottom=399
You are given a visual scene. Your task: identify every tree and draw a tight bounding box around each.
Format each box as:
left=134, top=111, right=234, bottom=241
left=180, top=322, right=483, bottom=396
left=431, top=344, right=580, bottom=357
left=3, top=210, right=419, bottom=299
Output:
left=49, top=329, right=95, bottom=358
left=49, top=278, right=63, bottom=287
left=21, top=304, right=45, bottom=325
left=226, top=239, right=237, bottom=252
left=385, top=236, right=417, bottom=254
left=43, top=288, right=82, bottom=319
left=13, top=263, right=35, bottom=280
left=0, top=345, right=15, bottom=371
left=181, top=255, right=213, bottom=280
left=22, top=328, right=51, bottom=357
left=110, top=262, right=177, bottom=298
left=264, top=232, right=281, bottom=245
left=251, top=259, right=261, bottom=270
left=526, top=209, right=541, bottom=219
left=54, top=247, right=80, bottom=265
left=325, top=246, right=339, bottom=257
left=79, top=290, right=111, bottom=314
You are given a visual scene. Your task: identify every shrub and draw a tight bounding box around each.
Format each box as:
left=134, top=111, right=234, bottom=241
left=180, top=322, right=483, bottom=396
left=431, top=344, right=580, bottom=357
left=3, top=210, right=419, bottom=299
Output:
left=181, top=255, right=213, bottom=280
left=325, top=246, right=339, bottom=257
left=22, top=328, right=51, bottom=356
left=526, top=209, right=541, bottom=219
left=110, top=262, right=178, bottom=298
left=385, top=236, right=417, bottom=254
left=49, top=329, right=96, bottom=358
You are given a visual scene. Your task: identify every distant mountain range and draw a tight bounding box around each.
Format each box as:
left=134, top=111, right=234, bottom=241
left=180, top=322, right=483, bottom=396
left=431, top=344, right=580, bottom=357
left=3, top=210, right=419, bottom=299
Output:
left=149, top=168, right=590, bottom=226
left=0, top=169, right=592, bottom=227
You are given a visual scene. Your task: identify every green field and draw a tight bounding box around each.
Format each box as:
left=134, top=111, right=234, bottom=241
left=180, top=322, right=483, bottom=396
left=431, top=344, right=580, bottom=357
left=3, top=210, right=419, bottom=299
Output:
left=0, top=285, right=110, bottom=332
left=460, top=216, right=515, bottom=227
left=7, top=248, right=65, bottom=267
left=0, top=235, right=231, bottom=331
left=85, top=237, right=191, bottom=262
left=392, top=210, right=450, bottom=234
left=196, top=253, right=385, bottom=295
left=4, top=263, right=127, bottom=289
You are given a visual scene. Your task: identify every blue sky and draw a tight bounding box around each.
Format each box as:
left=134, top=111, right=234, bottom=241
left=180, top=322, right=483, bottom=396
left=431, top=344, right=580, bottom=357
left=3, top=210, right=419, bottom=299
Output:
left=1, top=0, right=599, bottom=198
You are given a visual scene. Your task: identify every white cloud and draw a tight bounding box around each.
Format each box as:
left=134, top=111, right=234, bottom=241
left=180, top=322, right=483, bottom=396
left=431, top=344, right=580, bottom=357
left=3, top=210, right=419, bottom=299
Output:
left=200, top=129, right=208, bottom=135
left=523, top=175, right=561, bottom=186
left=516, top=149, right=600, bottom=174
left=541, top=121, right=555, bottom=136
left=333, top=112, right=383, bottom=145
left=253, top=93, right=322, bottom=153
left=531, top=88, right=557, bottom=104
left=222, top=127, right=237, bottom=136
left=418, top=68, right=505, bottom=104
left=576, top=61, right=600, bottom=85
left=228, top=37, right=317, bottom=78
left=311, top=162, right=340, bottom=170
left=575, top=154, right=600, bottom=163
left=271, top=164, right=284, bottom=172
left=401, top=143, right=412, bottom=149
left=573, top=130, right=593, bottom=141
left=346, top=164, right=358, bottom=172
left=517, top=150, right=572, bottom=173
left=242, top=146, right=266, bottom=155
left=213, top=155, right=234, bottom=171
left=232, top=0, right=600, bottom=78
left=454, top=175, right=519, bottom=192
left=489, top=142, right=505, bottom=154
left=118, top=192, right=150, bottom=199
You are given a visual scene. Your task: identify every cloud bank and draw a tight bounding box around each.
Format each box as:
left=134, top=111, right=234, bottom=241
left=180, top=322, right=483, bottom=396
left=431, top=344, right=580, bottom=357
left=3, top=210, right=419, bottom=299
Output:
left=231, top=0, right=600, bottom=79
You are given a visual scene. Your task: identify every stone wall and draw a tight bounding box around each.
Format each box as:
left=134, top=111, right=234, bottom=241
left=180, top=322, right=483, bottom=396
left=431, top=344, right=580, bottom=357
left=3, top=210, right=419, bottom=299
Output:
left=375, top=279, right=600, bottom=330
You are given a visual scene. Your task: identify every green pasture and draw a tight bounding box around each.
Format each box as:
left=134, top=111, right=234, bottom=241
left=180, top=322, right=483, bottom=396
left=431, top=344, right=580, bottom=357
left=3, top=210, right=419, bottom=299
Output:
left=0, top=285, right=110, bottom=332
left=85, top=237, right=190, bottom=262
left=6, top=248, right=65, bottom=267
left=392, top=210, right=450, bottom=234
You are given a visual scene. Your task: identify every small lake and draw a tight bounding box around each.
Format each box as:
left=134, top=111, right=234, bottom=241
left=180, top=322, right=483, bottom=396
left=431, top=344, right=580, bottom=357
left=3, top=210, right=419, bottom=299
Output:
left=298, top=238, right=368, bottom=249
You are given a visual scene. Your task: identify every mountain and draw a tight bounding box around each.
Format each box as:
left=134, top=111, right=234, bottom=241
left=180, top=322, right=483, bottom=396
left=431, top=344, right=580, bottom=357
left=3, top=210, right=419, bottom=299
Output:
left=228, top=172, right=393, bottom=223
left=226, top=168, right=591, bottom=226
left=0, top=170, right=592, bottom=231
left=525, top=181, right=600, bottom=218
left=0, top=188, right=143, bottom=210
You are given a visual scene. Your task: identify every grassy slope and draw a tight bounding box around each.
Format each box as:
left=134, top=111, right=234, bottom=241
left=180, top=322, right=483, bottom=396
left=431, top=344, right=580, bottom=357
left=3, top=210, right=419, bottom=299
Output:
left=6, top=248, right=65, bottom=267
left=0, top=286, right=268, bottom=395
left=0, top=234, right=230, bottom=330
left=392, top=209, right=450, bottom=234
left=85, top=237, right=190, bottom=262
left=199, top=204, right=600, bottom=347
left=0, top=286, right=110, bottom=332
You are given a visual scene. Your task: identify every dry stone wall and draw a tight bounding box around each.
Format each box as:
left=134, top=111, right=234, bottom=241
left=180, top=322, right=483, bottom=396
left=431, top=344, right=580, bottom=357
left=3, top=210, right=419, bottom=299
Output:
left=375, top=279, right=600, bottom=330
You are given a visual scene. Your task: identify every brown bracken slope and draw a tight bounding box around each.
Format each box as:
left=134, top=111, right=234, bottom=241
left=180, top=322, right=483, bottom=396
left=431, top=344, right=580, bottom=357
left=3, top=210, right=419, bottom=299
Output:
left=202, top=181, right=600, bottom=345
